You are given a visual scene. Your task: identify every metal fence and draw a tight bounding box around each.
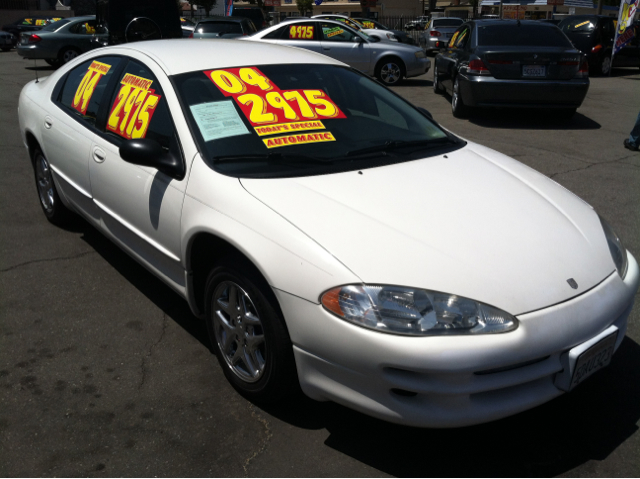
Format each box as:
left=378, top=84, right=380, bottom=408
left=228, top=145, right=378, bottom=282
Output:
left=0, top=0, right=40, bottom=9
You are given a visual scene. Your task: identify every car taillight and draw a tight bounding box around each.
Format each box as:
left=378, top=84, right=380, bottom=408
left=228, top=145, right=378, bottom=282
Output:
left=429, top=30, right=441, bottom=37
left=468, top=58, right=491, bottom=75
left=27, top=34, right=41, bottom=43
left=574, top=59, right=589, bottom=78
left=591, top=44, right=602, bottom=53
left=188, top=32, right=193, bottom=38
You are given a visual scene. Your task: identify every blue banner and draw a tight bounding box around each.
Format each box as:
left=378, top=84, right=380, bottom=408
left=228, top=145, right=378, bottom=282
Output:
left=225, top=0, right=234, bottom=16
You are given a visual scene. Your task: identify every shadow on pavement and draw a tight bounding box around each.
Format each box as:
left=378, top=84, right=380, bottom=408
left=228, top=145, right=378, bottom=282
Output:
left=395, top=78, right=432, bottom=88
left=467, top=108, right=601, bottom=130
left=73, top=217, right=640, bottom=477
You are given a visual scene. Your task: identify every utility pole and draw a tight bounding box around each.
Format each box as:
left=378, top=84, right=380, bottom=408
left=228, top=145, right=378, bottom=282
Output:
left=597, top=0, right=602, bottom=14
left=499, top=0, right=503, bottom=18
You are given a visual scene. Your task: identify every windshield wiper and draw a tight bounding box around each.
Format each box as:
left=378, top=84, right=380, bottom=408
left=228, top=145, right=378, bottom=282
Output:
left=346, top=137, right=458, bottom=158
left=213, top=152, right=334, bottom=165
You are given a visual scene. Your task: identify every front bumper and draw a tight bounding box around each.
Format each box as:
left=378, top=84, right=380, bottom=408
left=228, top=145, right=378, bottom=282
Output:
left=459, top=73, right=590, bottom=108
left=276, top=252, right=639, bottom=428
left=405, top=56, right=430, bottom=78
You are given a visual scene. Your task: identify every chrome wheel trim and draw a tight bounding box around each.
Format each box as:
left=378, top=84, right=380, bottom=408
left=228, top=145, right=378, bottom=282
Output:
left=35, top=153, right=54, bottom=213
left=601, top=56, right=611, bottom=75
left=380, top=62, right=401, bottom=84
left=212, top=281, right=266, bottom=383
left=62, top=49, right=78, bottom=63
left=452, top=78, right=459, bottom=111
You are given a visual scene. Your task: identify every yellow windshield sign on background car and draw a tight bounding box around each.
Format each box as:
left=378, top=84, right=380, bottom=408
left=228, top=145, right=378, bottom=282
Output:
left=72, top=61, right=112, bottom=115
left=289, top=25, right=314, bottom=39
left=324, top=26, right=345, bottom=38
left=363, top=21, right=375, bottom=29
left=573, top=20, right=592, bottom=28
left=107, top=74, right=162, bottom=140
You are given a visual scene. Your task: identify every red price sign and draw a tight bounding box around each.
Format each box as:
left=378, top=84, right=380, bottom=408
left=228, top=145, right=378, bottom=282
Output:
left=289, top=25, right=314, bottom=39
left=204, top=67, right=346, bottom=132
left=72, top=60, right=111, bottom=115
left=107, top=73, right=162, bottom=140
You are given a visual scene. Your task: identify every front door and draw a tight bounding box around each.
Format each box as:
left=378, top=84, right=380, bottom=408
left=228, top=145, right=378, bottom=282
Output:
left=319, top=22, right=371, bottom=73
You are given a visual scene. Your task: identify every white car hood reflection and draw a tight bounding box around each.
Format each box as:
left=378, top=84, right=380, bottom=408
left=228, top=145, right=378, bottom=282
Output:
left=240, top=142, right=614, bottom=315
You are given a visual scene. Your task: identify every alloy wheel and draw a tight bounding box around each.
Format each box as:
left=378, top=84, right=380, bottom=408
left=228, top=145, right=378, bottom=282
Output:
left=62, top=49, right=78, bottom=63
left=381, top=62, right=401, bottom=85
left=35, top=153, right=54, bottom=214
left=212, top=281, right=266, bottom=383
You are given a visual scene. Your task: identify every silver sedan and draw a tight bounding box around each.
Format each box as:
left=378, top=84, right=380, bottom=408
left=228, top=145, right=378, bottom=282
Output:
left=16, top=16, right=106, bottom=67
left=248, top=19, right=430, bottom=86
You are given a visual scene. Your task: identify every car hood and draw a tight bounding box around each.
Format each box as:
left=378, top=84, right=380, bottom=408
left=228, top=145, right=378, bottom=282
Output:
left=240, top=142, right=614, bottom=315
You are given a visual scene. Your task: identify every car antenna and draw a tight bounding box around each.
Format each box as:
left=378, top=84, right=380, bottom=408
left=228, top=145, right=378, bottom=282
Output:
left=34, top=59, right=39, bottom=83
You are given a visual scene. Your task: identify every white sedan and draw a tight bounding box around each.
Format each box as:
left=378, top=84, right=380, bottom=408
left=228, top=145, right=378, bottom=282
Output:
left=18, top=40, right=639, bottom=427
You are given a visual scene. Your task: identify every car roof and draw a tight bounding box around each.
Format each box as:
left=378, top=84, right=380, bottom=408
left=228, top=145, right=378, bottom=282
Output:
left=108, top=39, right=343, bottom=75
left=470, top=19, right=562, bottom=27
left=196, top=16, right=248, bottom=23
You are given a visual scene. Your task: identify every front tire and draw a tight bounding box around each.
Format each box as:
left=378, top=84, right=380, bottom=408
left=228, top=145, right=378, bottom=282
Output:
left=32, top=147, right=72, bottom=225
left=451, top=76, right=468, bottom=118
left=375, top=58, right=405, bottom=86
left=205, top=265, right=297, bottom=403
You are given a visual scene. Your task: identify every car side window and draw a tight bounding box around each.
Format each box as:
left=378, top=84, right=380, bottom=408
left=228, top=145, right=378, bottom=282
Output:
left=70, top=20, right=97, bottom=35
left=321, top=22, right=357, bottom=42
left=57, top=56, right=122, bottom=127
left=455, top=26, right=470, bottom=49
left=448, top=27, right=464, bottom=48
left=262, top=25, right=288, bottom=39
left=103, top=59, right=181, bottom=159
left=283, top=22, right=318, bottom=41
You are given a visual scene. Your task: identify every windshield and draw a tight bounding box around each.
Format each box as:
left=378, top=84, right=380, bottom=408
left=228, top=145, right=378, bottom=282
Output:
left=559, top=17, right=597, bottom=34
left=434, top=19, right=464, bottom=27
left=174, top=64, right=461, bottom=178
left=41, top=19, right=71, bottom=31
left=478, top=24, right=573, bottom=47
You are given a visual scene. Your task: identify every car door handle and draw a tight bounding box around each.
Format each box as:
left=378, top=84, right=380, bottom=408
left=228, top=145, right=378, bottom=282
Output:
left=322, top=46, right=330, bottom=50
left=92, top=147, right=106, bottom=163
left=44, top=116, right=53, bottom=129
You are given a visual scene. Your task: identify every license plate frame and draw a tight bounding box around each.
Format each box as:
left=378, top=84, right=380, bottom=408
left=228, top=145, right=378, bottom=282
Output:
left=522, top=65, right=546, bottom=77
left=555, top=325, right=618, bottom=392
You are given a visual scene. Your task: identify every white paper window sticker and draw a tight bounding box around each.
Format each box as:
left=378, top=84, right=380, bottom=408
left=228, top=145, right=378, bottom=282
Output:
left=189, top=100, right=250, bottom=142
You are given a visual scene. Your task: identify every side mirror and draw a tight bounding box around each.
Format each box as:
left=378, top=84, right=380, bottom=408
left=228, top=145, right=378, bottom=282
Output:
left=353, top=35, right=364, bottom=43
left=119, top=138, right=184, bottom=179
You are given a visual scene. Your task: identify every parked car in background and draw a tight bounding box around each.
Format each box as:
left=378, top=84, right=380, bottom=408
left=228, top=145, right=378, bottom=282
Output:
left=180, top=17, right=195, bottom=27
left=311, top=14, right=398, bottom=42
left=559, top=15, right=640, bottom=75
left=2, top=16, right=63, bottom=38
left=420, top=17, right=464, bottom=54
left=232, top=6, right=267, bottom=30
left=248, top=18, right=430, bottom=85
left=353, top=17, right=416, bottom=44
left=182, top=24, right=194, bottom=38
left=190, top=16, right=257, bottom=39
left=433, top=20, right=589, bottom=118
left=405, top=16, right=429, bottom=31
left=16, top=16, right=106, bottom=67
left=0, top=30, right=16, bottom=51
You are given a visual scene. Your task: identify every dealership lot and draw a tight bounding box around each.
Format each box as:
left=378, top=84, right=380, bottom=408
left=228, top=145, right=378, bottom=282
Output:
left=1, top=48, right=639, bottom=476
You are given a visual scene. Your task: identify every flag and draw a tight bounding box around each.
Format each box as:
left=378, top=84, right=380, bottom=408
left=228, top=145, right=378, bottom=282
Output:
left=613, top=0, right=639, bottom=57
left=225, top=0, right=234, bottom=16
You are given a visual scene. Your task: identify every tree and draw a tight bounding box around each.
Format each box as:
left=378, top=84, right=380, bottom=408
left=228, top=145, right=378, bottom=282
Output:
left=296, top=0, right=313, bottom=16
left=199, top=0, right=217, bottom=15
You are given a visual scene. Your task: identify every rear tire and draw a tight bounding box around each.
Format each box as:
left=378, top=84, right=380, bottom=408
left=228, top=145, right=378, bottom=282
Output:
left=45, top=58, right=61, bottom=67
left=598, top=53, right=612, bottom=76
left=205, top=265, right=298, bottom=404
left=451, top=76, right=468, bottom=118
left=32, top=147, right=72, bottom=225
left=58, top=47, right=80, bottom=65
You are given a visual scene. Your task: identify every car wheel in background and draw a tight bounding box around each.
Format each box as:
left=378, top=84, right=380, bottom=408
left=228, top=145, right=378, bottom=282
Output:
left=58, top=47, right=80, bottom=65
left=451, top=76, right=468, bottom=118
left=375, top=57, right=405, bottom=86
left=32, top=147, right=72, bottom=225
left=599, top=53, right=612, bottom=76
left=433, top=70, right=444, bottom=94
left=205, top=265, right=298, bottom=403
left=45, top=58, right=61, bottom=67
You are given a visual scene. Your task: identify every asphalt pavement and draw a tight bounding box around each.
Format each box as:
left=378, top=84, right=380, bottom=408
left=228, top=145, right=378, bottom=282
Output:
left=1, top=50, right=639, bottom=477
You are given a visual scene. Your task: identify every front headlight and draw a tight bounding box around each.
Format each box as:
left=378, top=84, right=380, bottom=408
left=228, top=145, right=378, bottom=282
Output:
left=415, top=50, right=426, bottom=58
left=599, top=215, right=628, bottom=278
left=321, top=285, right=518, bottom=336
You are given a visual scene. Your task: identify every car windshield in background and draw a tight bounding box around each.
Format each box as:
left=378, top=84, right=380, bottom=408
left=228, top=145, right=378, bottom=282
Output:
left=174, top=64, right=459, bottom=178
left=478, top=24, right=573, bottom=47
left=40, top=19, right=71, bottom=31
left=559, top=17, right=597, bottom=33
left=197, top=21, right=243, bottom=34
left=434, top=19, right=464, bottom=27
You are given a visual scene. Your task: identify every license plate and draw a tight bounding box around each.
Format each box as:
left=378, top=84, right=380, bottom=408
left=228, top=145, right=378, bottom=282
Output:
left=569, top=332, right=617, bottom=390
left=522, top=65, right=546, bottom=77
